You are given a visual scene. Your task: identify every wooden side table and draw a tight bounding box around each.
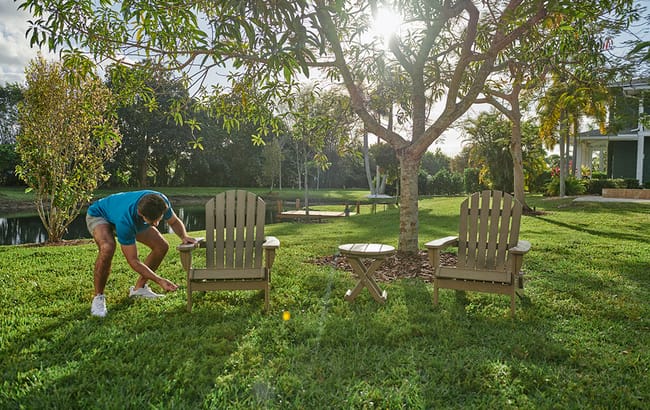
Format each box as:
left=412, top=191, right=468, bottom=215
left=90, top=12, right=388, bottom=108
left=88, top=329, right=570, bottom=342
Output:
left=338, top=243, right=396, bottom=304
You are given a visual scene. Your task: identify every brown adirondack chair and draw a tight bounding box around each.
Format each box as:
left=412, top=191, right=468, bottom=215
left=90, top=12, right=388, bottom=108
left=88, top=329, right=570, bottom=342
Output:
left=425, top=190, right=530, bottom=316
left=177, top=190, right=280, bottom=312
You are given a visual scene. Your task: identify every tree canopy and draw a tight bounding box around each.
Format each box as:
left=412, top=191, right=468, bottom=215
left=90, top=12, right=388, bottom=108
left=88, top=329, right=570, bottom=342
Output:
left=16, top=56, right=120, bottom=242
left=18, top=0, right=641, bottom=251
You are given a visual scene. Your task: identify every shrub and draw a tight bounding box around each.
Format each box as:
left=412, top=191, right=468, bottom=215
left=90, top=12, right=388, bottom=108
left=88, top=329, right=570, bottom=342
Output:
left=544, top=176, right=586, bottom=196
left=582, top=178, right=640, bottom=195
left=431, top=169, right=464, bottom=195
left=0, top=143, right=20, bottom=185
left=16, top=57, right=120, bottom=242
left=529, top=170, right=551, bottom=194
left=463, top=168, right=485, bottom=193
left=418, top=169, right=431, bottom=195
left=583, top=178, right=616, bottom=195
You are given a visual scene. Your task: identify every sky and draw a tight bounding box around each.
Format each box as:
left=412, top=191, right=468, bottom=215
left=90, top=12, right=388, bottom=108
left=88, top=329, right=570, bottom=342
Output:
left=1, top=1, right=648, bottom=157
left=0, top=1, right=48, bottom=84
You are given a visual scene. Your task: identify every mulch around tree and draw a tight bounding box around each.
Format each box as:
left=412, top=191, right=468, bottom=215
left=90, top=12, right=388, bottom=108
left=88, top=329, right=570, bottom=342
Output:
left=312, top=250, right=457, bottom=283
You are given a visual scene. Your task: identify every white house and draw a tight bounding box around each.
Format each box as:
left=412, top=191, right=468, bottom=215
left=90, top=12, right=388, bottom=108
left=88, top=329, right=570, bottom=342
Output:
left=576, top=78, right=650, bottom=187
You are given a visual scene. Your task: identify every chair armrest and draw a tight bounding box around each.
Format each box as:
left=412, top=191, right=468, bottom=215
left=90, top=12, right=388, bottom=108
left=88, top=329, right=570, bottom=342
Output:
left=263, top=236, right=280, bottom=272
left=425, top=236, right=457, bottom=270
left=425, top=236, right=458, bottom=250
left=509, top=240, right=531, bottom=255
left=177, top=238, right=204, bottom=273
left=263, top=236, right=280, bottom=249
left=177, top=237, right=205, bottom=252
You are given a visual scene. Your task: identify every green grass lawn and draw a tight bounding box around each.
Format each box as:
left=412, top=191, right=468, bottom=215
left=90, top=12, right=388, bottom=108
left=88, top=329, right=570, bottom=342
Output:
left=1, top=194, right=648, bottom=409
left=0, top=186, right=379, bottom=217
left=0, top=186, right=376, bottom=203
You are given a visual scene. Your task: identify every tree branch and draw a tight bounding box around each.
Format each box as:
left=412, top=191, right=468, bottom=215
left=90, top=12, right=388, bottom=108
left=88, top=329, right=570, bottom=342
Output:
left=313, top=1, right=407, bottom=150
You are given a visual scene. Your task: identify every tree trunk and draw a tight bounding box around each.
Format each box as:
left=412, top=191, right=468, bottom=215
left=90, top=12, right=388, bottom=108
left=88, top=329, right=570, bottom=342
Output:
left=137, top=157, right=148, bottom=187
left=562, top=133, right=568, bottom=178
left=397, top=152, right=421, bottom=253
left=509, top=115, right=530, bottom=211
left=572, top=133, right=578, bottom=177
left=560, top=135, right=566, bottom=197
left=510, top=123, right=527, bottom=208
left=136, top=135, right=149, bottom=187
left=296, top=143, right=302, bottom=189
left=155, top=157, right=170, bottom=186
left=304, top=160, right=309, bottom=217
left=364, top=131, right=374, bottom=194
left=376, top=165, right=381, bottom=194
left=559, top=112, right=568, bottom=197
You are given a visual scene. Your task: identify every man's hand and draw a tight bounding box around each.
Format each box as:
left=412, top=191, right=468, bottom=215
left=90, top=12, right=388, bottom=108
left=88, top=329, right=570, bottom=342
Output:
left=158, top=278, right=179, bottom=292
left=181, top=236, right=197, bottom=245
left=168, top=214, right=196, bottom=246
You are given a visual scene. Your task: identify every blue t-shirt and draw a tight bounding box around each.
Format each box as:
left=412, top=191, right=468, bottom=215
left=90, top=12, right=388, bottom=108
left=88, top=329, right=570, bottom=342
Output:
left=87, top=190, right=173, bottom=245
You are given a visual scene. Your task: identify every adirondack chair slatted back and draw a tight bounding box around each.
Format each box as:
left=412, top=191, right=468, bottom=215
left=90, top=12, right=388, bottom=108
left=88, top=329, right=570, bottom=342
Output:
left=457, top=190, right=522, bottom=272
left=426, top=190, right=529, bottom=316
left=178, top=189, right=279, bottom=312
left=205, top=190, right=265, bottom=270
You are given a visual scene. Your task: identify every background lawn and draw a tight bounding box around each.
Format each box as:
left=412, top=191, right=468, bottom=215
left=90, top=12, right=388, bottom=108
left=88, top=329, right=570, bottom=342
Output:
left=1, top=194, right=648, bottom=409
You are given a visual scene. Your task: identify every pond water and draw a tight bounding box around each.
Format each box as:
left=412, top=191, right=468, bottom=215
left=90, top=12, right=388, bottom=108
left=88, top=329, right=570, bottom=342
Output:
left=0, top=206, right=213, bottom=245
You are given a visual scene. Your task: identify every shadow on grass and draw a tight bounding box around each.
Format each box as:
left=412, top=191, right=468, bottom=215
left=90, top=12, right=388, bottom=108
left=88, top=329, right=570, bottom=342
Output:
left=10, top=271, right=643, bottom=408
left=267, top=207, right=460, bottom=248
left=1, top=291, right=267, bottom=408
left=535, top=215, right=650, bottom=243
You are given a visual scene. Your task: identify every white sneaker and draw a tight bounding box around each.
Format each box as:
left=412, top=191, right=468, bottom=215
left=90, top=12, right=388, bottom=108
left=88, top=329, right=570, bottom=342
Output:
left=91, top=294, right=107, bottom=317
left=129, top=284, right=164, bottom=299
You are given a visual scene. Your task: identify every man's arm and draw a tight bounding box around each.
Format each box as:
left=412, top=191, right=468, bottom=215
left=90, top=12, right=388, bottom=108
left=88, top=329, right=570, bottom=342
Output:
left=166, top=213, right=196, bottom=245
left=120, top=244, right=178, bottom=291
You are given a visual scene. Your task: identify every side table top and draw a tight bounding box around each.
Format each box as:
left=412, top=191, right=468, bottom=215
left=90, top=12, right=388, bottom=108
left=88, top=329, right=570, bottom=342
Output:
left=338, top=243, right=395, bottom=257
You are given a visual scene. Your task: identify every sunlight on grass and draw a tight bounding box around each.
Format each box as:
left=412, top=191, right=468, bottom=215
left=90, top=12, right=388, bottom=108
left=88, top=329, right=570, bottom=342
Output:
left=1, top=195, right=648, bottom=408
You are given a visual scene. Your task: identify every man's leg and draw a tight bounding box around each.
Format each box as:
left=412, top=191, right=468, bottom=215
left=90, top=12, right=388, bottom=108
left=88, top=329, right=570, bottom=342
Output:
left=133, top=227, right=169, bottom=289
left=92, top=224, right=116, bottom=296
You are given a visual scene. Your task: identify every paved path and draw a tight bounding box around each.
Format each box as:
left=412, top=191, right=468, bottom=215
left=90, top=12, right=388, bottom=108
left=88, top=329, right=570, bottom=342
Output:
left=573, top=195, right=650, bottom=204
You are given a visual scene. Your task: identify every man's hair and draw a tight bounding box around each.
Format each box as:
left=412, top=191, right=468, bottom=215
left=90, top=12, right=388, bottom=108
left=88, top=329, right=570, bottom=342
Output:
left=138, top=194, right=168, bottom=220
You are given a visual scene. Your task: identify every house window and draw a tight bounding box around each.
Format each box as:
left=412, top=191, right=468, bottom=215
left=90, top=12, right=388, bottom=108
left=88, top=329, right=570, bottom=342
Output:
left=609, top=88, right=639, bottom=131
left=608, top=140, right=637, bottom=179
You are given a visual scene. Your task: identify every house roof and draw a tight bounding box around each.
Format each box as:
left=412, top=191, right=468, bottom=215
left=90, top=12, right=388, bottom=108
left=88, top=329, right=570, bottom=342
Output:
left=611, top=78, right=650, bottom=95
left=578, top=128, right=639, bottom=142
left=578, top=78, right=649, bottom=142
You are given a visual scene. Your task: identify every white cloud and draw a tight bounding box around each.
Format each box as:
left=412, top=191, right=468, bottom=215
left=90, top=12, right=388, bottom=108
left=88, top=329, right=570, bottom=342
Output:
left=0, top=1, right=55, bottom=85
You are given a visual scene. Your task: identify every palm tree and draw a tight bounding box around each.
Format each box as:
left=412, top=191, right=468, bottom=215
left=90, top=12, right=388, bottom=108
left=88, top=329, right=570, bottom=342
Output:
left=538, top=74, right=608, bottom=196
left=462, top=112, right=514, bottom=192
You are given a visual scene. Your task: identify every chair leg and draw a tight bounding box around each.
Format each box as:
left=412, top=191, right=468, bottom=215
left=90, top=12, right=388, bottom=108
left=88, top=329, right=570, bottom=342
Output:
left=187, top=282, right=193, bottom=313
left=263, top=282, right=270, bottom=311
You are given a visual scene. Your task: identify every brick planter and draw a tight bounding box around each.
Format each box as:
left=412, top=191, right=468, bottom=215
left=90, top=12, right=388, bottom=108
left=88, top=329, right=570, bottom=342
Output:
left=602, top=188, right=650, bottom=200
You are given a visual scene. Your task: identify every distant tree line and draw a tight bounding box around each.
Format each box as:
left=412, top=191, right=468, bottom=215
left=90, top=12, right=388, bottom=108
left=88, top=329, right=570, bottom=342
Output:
left=1, top=74, right=552, bottom=195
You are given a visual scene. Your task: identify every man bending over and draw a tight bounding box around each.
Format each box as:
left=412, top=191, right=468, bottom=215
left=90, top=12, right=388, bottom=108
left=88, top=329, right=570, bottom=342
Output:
left=86, top=190, right=197, bottom=317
